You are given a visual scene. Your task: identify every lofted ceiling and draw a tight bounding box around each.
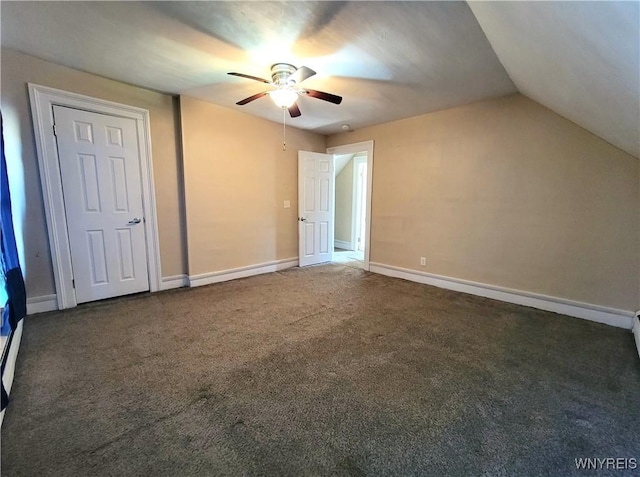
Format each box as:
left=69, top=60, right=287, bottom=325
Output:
left=468, top=1, right=639, bottom=158
left=1, top=1, right=638, bottom=157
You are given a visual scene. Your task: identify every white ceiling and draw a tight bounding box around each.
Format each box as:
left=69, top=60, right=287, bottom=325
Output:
left=1, top=1, right=638, bottom=157
left=468, top=1, right=639, bottom=158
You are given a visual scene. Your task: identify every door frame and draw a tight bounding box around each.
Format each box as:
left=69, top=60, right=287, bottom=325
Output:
left=28, top=84, right=162, bottom=309
left=327, top=140, right=374, bottom=271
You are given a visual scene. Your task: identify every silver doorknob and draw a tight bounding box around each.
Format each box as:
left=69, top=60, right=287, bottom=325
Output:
left=128, top=218, right=142, bottom=225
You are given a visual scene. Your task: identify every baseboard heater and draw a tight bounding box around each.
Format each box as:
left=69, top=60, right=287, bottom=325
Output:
left=633, top=312, right=640, bottom=359
left=1, top=320, right=24, bottom=428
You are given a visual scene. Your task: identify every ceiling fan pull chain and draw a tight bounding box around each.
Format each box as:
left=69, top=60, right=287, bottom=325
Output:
left=282, top=106, right=287, bottom=151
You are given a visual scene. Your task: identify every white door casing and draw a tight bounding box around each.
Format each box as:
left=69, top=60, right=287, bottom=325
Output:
left=29, top=84, right=161, bottom=309
left=53, top=106, right=149, bottom=303
left=298, top=151, right=335, bottom=267
left=354, top=157, right=367, bottom=252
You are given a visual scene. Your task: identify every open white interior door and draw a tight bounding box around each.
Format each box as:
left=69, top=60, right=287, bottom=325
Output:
left=298, top=151, right=334, bottom=267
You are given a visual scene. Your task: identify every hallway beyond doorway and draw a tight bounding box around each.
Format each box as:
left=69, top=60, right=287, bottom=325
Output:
left=333, top=248, right=364, bottom=269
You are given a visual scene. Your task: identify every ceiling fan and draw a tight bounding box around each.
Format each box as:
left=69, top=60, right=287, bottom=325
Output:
left=227, top=63, right=343, bottom=118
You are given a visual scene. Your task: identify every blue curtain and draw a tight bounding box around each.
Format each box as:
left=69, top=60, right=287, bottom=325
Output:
left=1, top=111, right=27, bottom=411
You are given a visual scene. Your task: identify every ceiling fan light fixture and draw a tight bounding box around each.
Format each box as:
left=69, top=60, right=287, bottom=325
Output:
left=269, top=88, right=298, bottom=109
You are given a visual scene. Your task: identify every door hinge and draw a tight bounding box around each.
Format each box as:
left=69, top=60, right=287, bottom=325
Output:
left=53, top=124, right=57, bottom=136
left=72, top=279, right=75, bottom=288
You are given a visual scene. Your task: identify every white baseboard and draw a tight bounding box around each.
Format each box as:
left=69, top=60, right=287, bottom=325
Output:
left=369, top=262, right=635, bottom=329
left=1, top=319, right=24, bottom=429
left=633, top=313, right=640, bottom=358
left=26, top=294, right=58, bottom=315
left=189, top=257, right=299, bottom=288
left=160, top=274, right=189, bottom=291
left=334, top=240, right=353, bottom=251
left=28, top=276, right=191, bottom=305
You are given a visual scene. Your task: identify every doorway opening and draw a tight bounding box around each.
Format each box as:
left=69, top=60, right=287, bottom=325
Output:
left=333, top=152, right=367, bottom=269
left=296, top=141, right=373, bottom=271
left=327, top=140, right=374, bottom=271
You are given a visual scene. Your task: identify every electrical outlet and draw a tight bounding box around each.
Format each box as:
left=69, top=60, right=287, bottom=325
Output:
left=420, top=257, right=426, bottom=266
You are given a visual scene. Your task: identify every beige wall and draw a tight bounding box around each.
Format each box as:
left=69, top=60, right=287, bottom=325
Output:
left=4, top=47, right=638, bottom=314
left=335, top=159, right=354, bottom=245
left=179, top=96, right=325, bottom=276
left=0, top=48, right=324, bottom=298
left=0, top=48, right=187, bottom=297
left=328, top=94, right=640, bottom=311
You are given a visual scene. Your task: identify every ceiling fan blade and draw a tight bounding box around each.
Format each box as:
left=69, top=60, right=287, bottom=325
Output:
left=304, top=89, right=343, bottom=105
left=228, top=72, right=271, bottom=84
left=236, top=91, right=269, bottom=105
left=287, top=66, right=316, bottom=85
left=288, top=103, right=302, bottom=118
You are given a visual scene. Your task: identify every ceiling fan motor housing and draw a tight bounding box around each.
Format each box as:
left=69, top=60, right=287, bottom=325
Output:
left=271, top=63, right=297, bottom=86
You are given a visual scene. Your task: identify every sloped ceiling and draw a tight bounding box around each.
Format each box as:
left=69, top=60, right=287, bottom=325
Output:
left=469, top=1, right=639, bottom=158
left=1, top=1, right=638, bottom=156
left=335, top=154, right=354, bottom=176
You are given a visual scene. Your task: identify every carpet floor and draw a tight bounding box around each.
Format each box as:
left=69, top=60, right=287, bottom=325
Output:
left=2, top=264, right=639, bottom=476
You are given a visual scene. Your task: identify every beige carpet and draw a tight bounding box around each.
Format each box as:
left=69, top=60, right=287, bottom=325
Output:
left=2, top=264, right=639, bottom=476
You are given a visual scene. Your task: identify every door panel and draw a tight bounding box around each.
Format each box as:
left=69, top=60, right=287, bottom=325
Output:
left=110, top=156, right=130, bottom=212
left=319, top=221, right=329, bottom=253
left=298, top=151, right=334, bottom=266
left=116, top=228, right=135, bottom=280
left=53, top=105, right=149, bottom=303
left=87, top=230, right=108, bottom=284
left=320, top=177, right=330, bottom=211
left=305, top=222, right=315, bottom=256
